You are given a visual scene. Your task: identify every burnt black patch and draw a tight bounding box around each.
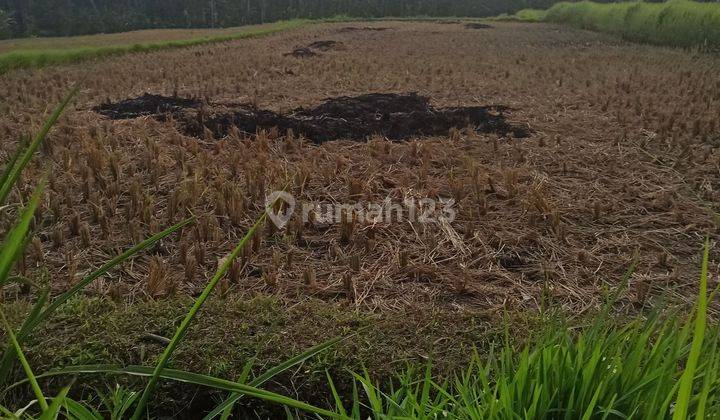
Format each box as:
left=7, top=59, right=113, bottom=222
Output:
left=337, top=26, right=390, bottom=33
left=465, top=23, right=493, bottom=29
left=285, top=40, right=343, bottom=57
left=95, top=93, right=530, bottom=143
left=284, top=47, right=317, bottom=58
left=94, top=93, right=201, bottom=120
left=307, top=40, right=342, bottom=51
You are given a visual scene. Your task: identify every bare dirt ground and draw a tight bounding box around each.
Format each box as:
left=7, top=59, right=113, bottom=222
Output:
left=1, top=21, right=719, bottom=404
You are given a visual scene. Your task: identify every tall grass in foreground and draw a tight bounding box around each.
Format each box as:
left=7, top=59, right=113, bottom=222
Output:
left=331, top=245, right=719, bottom=419
left=0, top=19, right=310, bottom=74
left=500, top=0, right=720, bottom=50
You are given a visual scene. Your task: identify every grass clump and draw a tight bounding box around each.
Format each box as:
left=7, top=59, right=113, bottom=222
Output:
left=333, top=248, right=720, bottom=419
left=0, top=19, right=310, bottom=74
left=503, top=0, right=720, bottom=50
left=493, top=9, right=547, bottom=22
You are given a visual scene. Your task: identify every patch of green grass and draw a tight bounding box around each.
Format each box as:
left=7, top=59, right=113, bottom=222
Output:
left=502, top=0, right=720, bottom=50
left=332, top=246, right=720, bottom=419
left=2, top=296, right=502, bottom=415
left=0, top=19, right=311, bottom=74
left=493, top=9, right=547, bottom=22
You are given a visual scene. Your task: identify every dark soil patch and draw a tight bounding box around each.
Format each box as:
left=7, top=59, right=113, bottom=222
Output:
left=337, top=26, right=390, bottom=33
left=307, top=40, right=343, bottom=51
left=284, top=47, right=317, bottom=58
left=95, top=93, right=530, bottom=143
left=285, top=40, right=343, bottom=57
left=465, top=23, right=493, bottom=29
left=498, top=254, right=525, bottom=271
left=189, top=93, right=529, bottom=142
left=94, top=93, right=201, bottom=120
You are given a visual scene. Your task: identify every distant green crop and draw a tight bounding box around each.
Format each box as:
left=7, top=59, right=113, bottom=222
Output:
left=502, top=0, right=720, bottom=50
left=0, top=19, right=311, bottom=74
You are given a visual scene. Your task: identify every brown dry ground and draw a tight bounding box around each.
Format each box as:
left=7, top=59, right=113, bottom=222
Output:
left=1, top=20, right=720, bottom=414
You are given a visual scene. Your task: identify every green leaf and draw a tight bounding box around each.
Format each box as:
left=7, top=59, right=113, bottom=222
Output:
left=38, top=385, right=71, bottom=420
left=672, top=238, right=710, bottom=420
left=131, top=210, right=269, bottom=419
left=0, top=217, right=194, bottom=384
left=0, top=136, right=29, bottom=198
left=0, top=403, right=18, bottom=419
left=0, top=306, right=47, bottom=412
left=63, top=397, right=103, bottom=419
left=204, top=335, right=344, bottom=420
left=0, top=182, right=44, bottom=286
left=17, top=365, right=342, bottom=419
left=0, top=288, right=48, bottom=382
left=0, top=86, right=78, bottom=206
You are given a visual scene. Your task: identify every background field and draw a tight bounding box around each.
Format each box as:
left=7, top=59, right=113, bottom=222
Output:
left=0, top=24, right=282, bottom=54
left=0, top=18, right=719, bottom=417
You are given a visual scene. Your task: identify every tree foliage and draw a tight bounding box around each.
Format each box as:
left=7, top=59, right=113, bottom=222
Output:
left=0, top=8, right=10, bottom=38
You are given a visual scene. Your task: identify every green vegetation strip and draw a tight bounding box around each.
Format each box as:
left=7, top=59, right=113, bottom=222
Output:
left=498, top=0, right=720, bottom=50
left=0, top=19, right=311, bottom=74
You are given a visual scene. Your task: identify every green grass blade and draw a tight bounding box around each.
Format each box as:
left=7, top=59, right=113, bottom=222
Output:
left=326, top=371, right=348, bottom=418
left=211, top=357, right=256, bottom=420
left=0, top=136, right=28, bottom=196
left=38, top=385, right=70, bottom=420
left=0, top=183, right=44, bottom=286
left=0, top=287, right=49, bottom=383
left=63, top=397, right=103, bottom=420
left=0, top=307, right=47, bottom=412
left=131, top=210, right=269, bottom=419
left=204, top=336, right=344, bottom=420
left=581, top=381, right=602, bottom=420
left=17, top=365, right=341, bottom=419
left=0, top=403, right=18, bottom=419
left=0, top=86, right=78, bottom=206
left=672, top=238, right=710, bottom=420
left=0, top=217, right=194, bottom=383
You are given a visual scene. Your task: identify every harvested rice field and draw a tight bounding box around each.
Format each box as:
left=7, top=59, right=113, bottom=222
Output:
left=1, top=19, right=719, bottom=417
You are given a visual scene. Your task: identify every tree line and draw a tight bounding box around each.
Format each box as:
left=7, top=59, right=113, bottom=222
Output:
left=0, top=0, right=697, bottom=39
left=0, top=0, right=565, bottom=38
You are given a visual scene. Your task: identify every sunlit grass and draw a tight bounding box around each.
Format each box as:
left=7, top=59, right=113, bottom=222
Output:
left=502, top=0, right=720, bottom=50
left=0, top=19, right=311, bottom=74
